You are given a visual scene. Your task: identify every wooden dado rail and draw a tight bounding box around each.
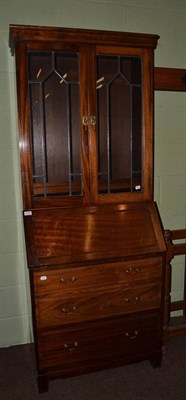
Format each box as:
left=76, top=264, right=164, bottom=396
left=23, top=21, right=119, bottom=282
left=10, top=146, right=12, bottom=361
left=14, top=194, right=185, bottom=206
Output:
left=164, top=229, right=186, bottom=342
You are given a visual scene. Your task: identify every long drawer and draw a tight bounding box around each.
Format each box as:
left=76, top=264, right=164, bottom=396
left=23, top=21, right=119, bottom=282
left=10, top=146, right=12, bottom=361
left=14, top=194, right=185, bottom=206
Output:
left=37, top=312, right=161, bottom=372
left=35, top=282, right=161, bottom=328
left=33, top=257, right=162, bottom=298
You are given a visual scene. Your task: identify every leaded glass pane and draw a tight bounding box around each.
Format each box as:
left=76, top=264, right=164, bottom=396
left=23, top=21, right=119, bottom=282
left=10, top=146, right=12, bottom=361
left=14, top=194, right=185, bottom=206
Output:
left=28, top=51, right=82, bottom=197
left=96, top=54, right=142, bottom=194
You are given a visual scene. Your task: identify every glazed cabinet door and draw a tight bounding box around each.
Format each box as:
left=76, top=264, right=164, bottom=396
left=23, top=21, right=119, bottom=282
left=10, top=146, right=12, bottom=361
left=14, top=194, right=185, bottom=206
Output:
left=88, top=45, right=154, bottom=204
left=14, top=41, right=90, bottom=209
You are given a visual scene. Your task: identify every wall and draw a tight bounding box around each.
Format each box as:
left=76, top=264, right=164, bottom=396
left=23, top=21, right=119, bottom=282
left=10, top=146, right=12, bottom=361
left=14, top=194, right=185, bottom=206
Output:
left=0, top=0, right=186, bottom=347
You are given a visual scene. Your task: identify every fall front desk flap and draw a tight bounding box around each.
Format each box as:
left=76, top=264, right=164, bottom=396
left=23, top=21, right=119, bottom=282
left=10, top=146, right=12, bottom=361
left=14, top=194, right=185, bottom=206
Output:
left=23, top=201, right=166, bottom=267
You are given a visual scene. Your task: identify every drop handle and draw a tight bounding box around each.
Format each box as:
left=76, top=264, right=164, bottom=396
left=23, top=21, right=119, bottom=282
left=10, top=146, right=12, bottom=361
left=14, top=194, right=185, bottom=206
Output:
left=124, top=296, right=141, bottom=304
left=125, top=267, right=141, bottom=275
left=61, top=306, right=77, bottom=315
left=64, top=342, right=78, bottom=351
left=125, top=330, right=139, bottom=340
left=60, top=276, right=77, bottom=284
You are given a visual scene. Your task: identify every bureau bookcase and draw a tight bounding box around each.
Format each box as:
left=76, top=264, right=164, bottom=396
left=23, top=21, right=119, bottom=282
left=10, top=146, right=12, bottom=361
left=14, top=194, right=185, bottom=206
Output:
left=9, top=25, right=166, bottom=392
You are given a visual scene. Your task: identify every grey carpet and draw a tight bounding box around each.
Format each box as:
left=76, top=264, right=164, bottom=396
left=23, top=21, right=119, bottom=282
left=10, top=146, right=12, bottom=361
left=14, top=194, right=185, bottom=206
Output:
left=0, top=336, right=186, bottom=399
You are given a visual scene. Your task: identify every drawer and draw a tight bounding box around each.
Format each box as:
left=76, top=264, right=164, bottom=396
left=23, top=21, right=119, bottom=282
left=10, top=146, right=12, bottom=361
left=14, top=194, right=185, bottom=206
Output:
left=35, top=283, right=161, bottom=328
left=37, top=313, right=161, bottom=372
left=33, top=257, right=162, bottom=298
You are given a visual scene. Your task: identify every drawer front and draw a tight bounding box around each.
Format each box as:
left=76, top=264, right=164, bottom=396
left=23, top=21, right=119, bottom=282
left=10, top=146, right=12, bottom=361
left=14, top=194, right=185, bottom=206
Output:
left=33, top=257, right=162, bottom=298
left=35, top=283, right=161, bottom=328
left=37, top=313, right=161, bottom=371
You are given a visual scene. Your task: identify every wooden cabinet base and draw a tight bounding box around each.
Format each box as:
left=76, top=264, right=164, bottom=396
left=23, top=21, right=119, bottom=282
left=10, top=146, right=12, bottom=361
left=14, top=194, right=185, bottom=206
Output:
left=149, top=351, right=163, bottom=368
left=36, top=350, right=163, bottom=393
left=37, top=374, right=49, bottom=394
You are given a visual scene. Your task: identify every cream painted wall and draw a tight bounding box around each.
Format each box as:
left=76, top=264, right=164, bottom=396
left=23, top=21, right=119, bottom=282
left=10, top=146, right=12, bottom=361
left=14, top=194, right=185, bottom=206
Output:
left=0, top=0, right=186, bottom=347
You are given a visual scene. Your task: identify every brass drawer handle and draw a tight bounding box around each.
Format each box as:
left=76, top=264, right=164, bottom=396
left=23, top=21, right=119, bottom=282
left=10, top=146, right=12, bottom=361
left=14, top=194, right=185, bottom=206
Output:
left=64, top=342, right=78, bottom=351
left=61, top=306, right=77, bottom=315
left=60, top=276, right=77, bottom=284
left=124, top=296, right=141, bottom=304
left=125, top=330, right=139, bottom=340
left=125, top=267, right=141, bottom=275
